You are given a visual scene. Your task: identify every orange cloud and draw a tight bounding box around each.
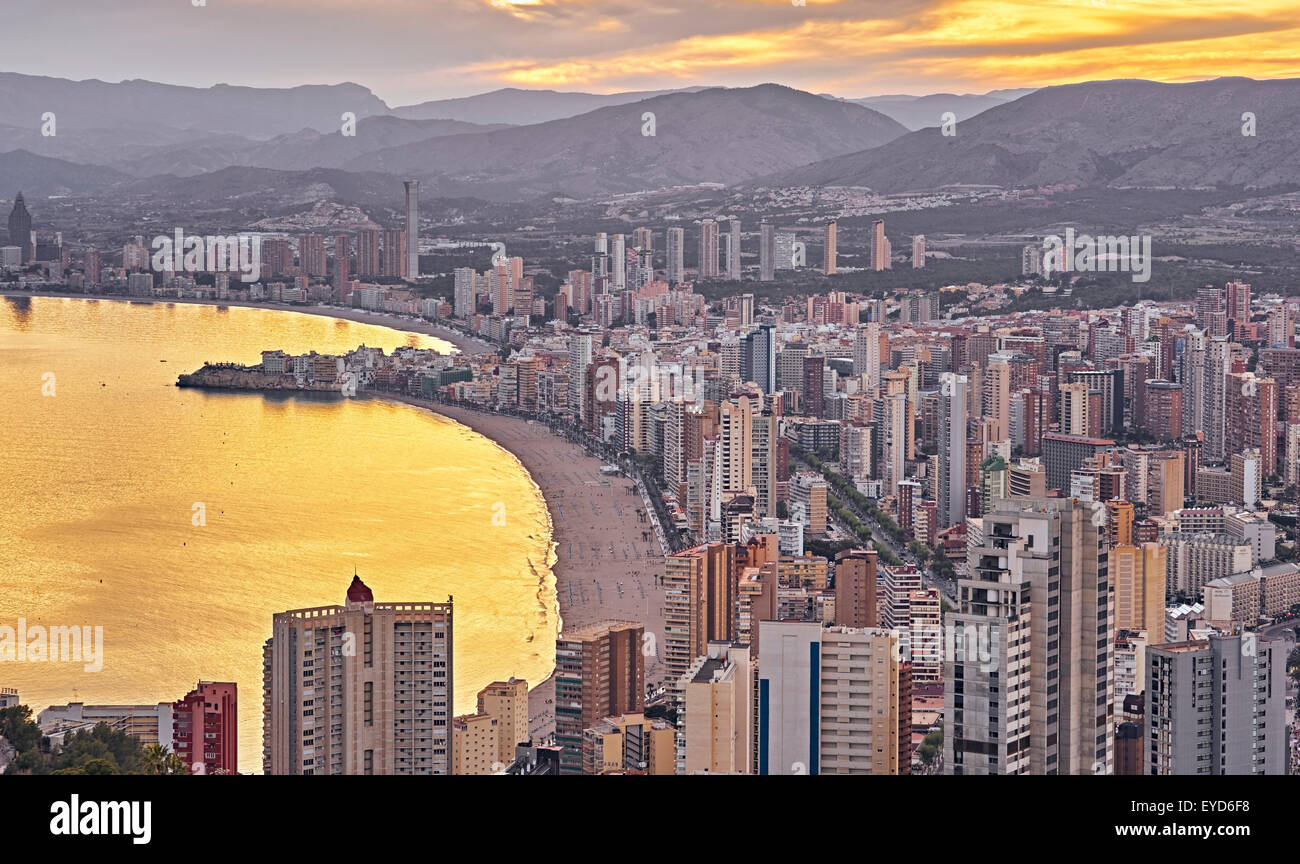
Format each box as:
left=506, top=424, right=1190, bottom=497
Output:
left=461, top=0, right=1300, bottom=94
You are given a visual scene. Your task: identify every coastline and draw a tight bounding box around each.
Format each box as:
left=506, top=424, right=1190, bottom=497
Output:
left=0, top=290, right=493, bottom=355
left=9, top=290, right=665, bottom=741
left=380, top=395, right=668, bottom=740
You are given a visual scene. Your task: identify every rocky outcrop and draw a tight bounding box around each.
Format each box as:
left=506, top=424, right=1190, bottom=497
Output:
left=177, top=365, right=340, bottom=392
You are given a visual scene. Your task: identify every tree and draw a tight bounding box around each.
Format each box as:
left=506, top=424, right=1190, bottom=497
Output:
left=140, top=743, right=188, bottom=776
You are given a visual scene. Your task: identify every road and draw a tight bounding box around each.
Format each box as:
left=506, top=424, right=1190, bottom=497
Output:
left=792, top=453, right=958, bottom=604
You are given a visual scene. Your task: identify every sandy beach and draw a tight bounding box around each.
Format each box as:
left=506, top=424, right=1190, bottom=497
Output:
left=378, top=397, right=668, bottom=741
left=0, top=291, right=494, bottom=355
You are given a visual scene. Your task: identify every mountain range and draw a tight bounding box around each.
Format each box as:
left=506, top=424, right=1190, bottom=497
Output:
left=762, top=78, right=1300, bottom=192
left=0, top=74, right=1297, bottom=203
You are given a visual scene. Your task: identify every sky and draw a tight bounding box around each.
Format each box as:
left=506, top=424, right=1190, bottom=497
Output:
left=5, top=0, right=1300, bottom=106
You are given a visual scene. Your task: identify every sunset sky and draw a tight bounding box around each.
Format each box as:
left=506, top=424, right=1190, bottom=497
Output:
left=7, top=0, right=1299, bottom=105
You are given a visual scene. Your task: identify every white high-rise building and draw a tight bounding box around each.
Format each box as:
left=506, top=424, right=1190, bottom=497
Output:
left=263, top=576, right=453, bottom=775
left=938, top=373, right=968, bottom=528
left=853, top=323, right=881, bottom=387
left=453, top=267, right=476, bottom=318
left=610, top=234, right=626, bottom=291
left=758, top=622, right=907, bottom=775
left=946, top=498, right=1113, bottom=775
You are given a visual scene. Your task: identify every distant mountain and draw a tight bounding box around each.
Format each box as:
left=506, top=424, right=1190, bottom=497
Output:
left=392, top=86, right=710, bottom=125
left=0, top=149, right=131, bottom=197
left=105, top=116, right=510, bottom=177
left=0, top=73, right=390, bottom=138
left=844, top=90, right=1035, bottom=131
left=765, top=78, right=1300, bottom=192
left=357, top=84, right=909, bottom=200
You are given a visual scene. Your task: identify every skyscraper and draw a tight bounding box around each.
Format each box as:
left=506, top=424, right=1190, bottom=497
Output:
left=741, top=324, right=776, bottom=393
left=453, top=267, right=476, bottom=318
left=298, top=234, right=326, bottom=277
left=833, top=548, right=878, bottom=628
left=666, top=227, right=685, bottom=284
left=947, top=498, right=1113, bottom=775
left=664, top=543, right=736, bottom=691
left=759, top=222, right=775, bottom=282
left=263, top=576, right=453, bottom=775
left=853, top=323, right=881, bottom=386
left=822, top=221, right=837, bottom=275
left=1146, top=634, right=1287, bottom=774
left=404, top=179, right=420, bottom=279
left=172, top=682, right=237, bottom=775
left=938, top=373, right=968, bottom=527
left=609, top=233, right=626, bottom=291
left=728, top=217, right=742, bottom=280
left=382, top=229, right=407, bottom=278
left=870, top=220, right=891, bottom=271
left=912, top=235, right=926, bottom=268
left=555, top=621, right=645, bottom=774
left=332, top=234, right=350, bottom=299
left=7, top=191, right=32, bottom=264
left=699, top=219, right=719, bottom=279
left=357, top=229, right=381, bottom=277
left=759, top=621, right=910, bottom=775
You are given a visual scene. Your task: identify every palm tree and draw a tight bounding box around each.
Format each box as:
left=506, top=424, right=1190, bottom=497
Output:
left=140, top=743, right=188, bottom=775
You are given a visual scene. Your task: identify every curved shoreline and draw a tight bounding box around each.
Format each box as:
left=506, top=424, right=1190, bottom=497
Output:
left=5, top=292, right=665, bottom=742
left=379, top=395, right=668, bottom=732
left=0, top=290, right=492, bottom=355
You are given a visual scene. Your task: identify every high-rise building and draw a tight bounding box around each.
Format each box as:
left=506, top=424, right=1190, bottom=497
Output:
left=262, top=576, right=453, bottom=775
left=7, top=191, right=32, bottom=264
left=741, top=324, right=776, bottom=393
left=912, top=235, right=926, bottom=269
left=946, top=498, right=1113, bottom=775
left=382, top=229, right=407, bottom=278
left=1225, top=372, right=1278, bottom=477
left=477, top=678, right=530, bottom=768
left=1143, top=381, right=1183, bottom=441
left=938, top=373, right=968, bottom=527
left=869, top=220, right=891, bottom=271
left=633, top=226, right=653, bottom=252
left=727, top=217, right=742, bottom=281
left=758, top=622, right=910, bottom=775
left=1112, top=543, right=1167, bottom=642
left=664, top=543, right=735, bottom=691
left=666, top=227, right=685, bottom=284
left=699, top=219, right=719, bottom=279
left=834, top=548, right=878, bottom=628
left=453, top=267, right=476, bottom=318
left=555, top=621, right=645, bottom=774
left=822, top=221, right=837, bottom=275
left=171, top=682, right=237, bottom=775
left=1145, top=634, right=1287, bottom=774
left=404, top=179, right=420, bottom=279
left=759, top=222, right=775, bottom=282
left=332, top=234, right=350, bottom=298
left=357, top=230, right=381, bottom=277
left=298, top=234, right=327, bottom=278
left=680, top=642, right=754, bottom=775
left=802, top=354, right=825, bottom=418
